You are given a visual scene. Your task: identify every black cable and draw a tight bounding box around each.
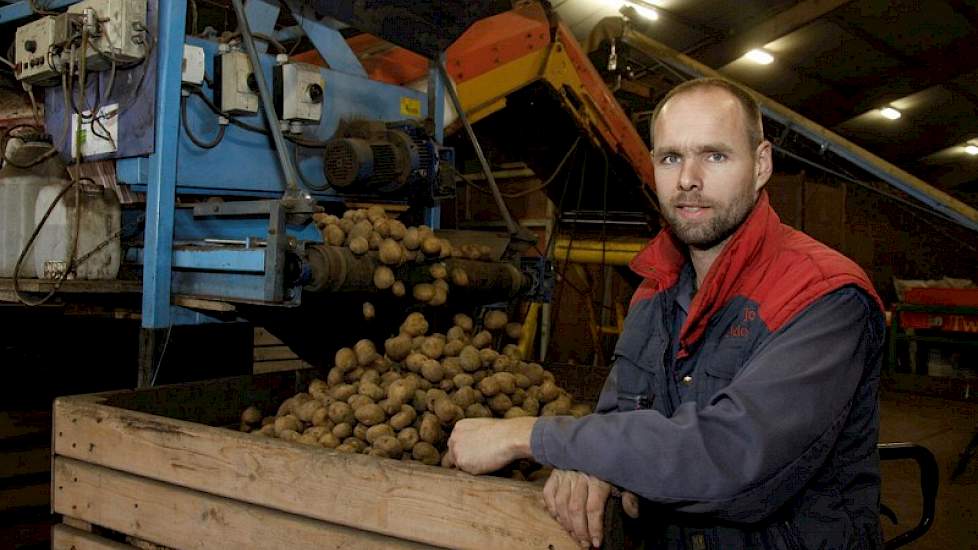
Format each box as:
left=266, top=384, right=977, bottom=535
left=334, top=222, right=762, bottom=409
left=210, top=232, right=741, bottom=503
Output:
left=181, top=93, right=226, bottom=149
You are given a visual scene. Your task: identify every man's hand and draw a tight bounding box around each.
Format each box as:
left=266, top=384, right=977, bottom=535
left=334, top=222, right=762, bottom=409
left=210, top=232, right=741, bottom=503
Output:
left=543, top=470, right=642, bottom=548
left=445, top=417, right=537, bottom=475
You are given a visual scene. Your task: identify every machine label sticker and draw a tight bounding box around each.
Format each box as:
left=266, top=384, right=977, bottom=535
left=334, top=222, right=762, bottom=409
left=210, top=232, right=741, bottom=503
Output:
left=400, top=97, right=421, bottom=118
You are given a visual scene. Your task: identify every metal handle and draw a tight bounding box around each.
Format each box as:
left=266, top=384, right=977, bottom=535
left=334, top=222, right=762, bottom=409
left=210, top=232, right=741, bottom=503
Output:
left=879, top=442, right=939, bottom=549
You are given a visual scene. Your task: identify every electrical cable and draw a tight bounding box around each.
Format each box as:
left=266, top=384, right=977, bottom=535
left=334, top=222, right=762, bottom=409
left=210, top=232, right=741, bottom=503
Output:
left=293, top=142, right=331, bottom=191
left=180, top=93, right=226, bottom=149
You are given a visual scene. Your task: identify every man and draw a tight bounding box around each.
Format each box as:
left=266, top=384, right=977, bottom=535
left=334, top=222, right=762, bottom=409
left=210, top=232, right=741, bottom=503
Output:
left=446, top=77, right=885, bottom=549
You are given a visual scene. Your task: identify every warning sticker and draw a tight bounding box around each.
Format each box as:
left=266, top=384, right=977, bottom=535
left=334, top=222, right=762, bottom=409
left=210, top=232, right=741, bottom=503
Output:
left=400, top=97, right=422, bottom=118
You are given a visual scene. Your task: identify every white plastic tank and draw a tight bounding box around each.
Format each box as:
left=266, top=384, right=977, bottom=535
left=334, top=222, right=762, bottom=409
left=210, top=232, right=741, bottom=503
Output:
left=33, top=178, right=122, bottom=280
left=0, top=136, right=69, bottom=278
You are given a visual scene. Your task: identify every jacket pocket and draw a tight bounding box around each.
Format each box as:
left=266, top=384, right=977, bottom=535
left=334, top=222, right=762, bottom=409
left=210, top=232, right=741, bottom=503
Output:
left=614, top=356, right=654, bottom=411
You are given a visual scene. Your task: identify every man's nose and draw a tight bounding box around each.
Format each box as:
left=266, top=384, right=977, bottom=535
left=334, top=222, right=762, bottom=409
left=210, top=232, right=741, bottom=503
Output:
left=678, top=159, right=702, bottom=191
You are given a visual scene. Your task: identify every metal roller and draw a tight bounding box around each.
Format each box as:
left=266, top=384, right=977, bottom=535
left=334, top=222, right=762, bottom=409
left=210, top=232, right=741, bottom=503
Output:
left=302, top=245, right=527, bottom=299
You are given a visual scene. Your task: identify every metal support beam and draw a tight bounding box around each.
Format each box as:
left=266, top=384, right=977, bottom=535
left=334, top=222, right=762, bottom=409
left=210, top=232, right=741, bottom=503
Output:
left=622, top=30, right=978, bottom=232
left=284, top=0, right=366, bottom=77
left=0, top=0, right=76, bottom=24
left=693, top=0, right=854, bottom=69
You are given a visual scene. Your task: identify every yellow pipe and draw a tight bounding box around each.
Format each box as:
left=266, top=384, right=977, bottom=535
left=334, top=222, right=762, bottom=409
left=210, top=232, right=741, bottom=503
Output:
left=553, top=238, right=647, bottom=265
left=517, top=301, right=541, bottom=361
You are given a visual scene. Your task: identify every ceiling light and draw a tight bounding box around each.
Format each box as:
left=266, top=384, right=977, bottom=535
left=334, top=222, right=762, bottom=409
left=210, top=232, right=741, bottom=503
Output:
left=614, top=0, right=659, bottom=20
left=880, top=107, right=902, bottom=120
left=743, top=49, right=774, bottom=65
left=965, top=145, right=978, bottom=156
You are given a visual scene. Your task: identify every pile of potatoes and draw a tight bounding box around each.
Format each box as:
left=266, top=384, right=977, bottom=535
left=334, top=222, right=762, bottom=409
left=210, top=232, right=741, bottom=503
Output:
left=312, top=206, right=493, bottom=307
left=240, top=310, right=590, bottom=466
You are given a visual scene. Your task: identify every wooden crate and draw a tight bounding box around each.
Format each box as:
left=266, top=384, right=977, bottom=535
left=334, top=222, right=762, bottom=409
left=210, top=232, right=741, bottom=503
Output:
left=51, top=370, right=580, bottom=549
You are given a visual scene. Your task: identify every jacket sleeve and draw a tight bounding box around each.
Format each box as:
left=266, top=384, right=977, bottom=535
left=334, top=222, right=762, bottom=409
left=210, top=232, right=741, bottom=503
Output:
left=593, top=365, right=619, bottom=414
left=530, top=287, right=884, bottom=523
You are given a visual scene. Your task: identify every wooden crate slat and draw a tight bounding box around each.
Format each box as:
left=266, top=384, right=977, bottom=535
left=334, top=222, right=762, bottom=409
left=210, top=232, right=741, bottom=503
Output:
left=253, top=327, right=285, bottom=346
left=53, top=457, right=430, bottom=549
left=253, top=345, right=299, bottom=362
left=52, top=523, right=138, bottom=550
left=53, top=396, right=578, bottom=549
left=253, top=359, right=311, bottom=374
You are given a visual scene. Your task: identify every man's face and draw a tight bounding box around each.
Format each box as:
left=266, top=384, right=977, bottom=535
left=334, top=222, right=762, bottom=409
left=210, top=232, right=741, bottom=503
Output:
left=652, top=87, right=772, bottom=250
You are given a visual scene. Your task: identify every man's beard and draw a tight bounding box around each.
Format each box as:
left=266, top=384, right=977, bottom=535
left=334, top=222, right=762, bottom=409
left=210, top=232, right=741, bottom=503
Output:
left=663, top=186, right=756, bottom=250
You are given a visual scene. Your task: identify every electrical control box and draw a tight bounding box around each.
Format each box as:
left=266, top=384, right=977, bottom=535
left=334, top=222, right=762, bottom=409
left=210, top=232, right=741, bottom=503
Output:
left=273, top=62, right=325, bottom=123
left=68, top=0, right=147, bottom=71
left=14, top=15, right=70, bottom=85
left=181, top=44, right=205, bottom=86
left=214, top=50, right=258, bottom=115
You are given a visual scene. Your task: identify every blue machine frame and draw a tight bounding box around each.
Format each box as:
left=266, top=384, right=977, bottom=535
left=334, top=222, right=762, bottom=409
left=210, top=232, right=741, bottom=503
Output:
left=4, top=0, right=448, bottom=330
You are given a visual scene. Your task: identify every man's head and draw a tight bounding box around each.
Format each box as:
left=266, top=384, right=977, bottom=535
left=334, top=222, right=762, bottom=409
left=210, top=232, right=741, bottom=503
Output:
left=650, top=78, right=773, bottom=251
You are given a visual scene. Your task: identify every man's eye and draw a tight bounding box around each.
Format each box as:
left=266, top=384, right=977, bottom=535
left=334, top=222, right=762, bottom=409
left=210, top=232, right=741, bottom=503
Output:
left=707, top=152, right=726, bottom=162
left=660, top=154, right=679, bottom=165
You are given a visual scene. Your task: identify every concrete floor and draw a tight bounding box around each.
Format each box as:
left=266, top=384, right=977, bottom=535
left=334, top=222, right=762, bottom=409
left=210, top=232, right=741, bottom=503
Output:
left=880, top=391, right=978, bottom=549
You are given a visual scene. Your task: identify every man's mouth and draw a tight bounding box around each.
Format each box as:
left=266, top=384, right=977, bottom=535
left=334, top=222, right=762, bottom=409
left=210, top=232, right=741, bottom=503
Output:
left=675, top=204, right=710, bottom=218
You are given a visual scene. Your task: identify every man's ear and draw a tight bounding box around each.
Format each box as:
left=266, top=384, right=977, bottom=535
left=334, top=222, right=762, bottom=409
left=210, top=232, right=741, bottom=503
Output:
left=753, top=140, right=773, bottom=192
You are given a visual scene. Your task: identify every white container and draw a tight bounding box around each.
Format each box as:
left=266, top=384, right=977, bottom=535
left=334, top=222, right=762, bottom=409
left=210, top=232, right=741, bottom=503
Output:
left=33, top=180, right=122, bottom=280
left=0, top=137, right=69, bottom=278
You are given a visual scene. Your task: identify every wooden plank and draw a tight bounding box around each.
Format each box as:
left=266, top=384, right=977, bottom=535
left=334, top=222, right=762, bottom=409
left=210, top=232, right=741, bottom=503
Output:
left=53, top=396, right=578, bottom=549
left=254, top=359, right=311, bottom=373
left=53, top=524, right=137, bottom=550
left=172, top=296, right=236, bottom=312
left=63, top=516, right=92, bottom=531
left=53, top=457, right=428, bottom=549
left=0, top=482, right=50, bottom=513
left=253, top=345, right=299, bottom=362
left=253, top=326, right=285, bottom=346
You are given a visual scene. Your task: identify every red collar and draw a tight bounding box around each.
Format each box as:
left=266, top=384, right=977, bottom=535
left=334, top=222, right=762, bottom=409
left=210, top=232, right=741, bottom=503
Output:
left=629, top=191, right=783, bottom=356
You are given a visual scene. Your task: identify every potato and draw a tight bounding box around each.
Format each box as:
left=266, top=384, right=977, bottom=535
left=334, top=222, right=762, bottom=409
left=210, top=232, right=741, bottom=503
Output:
left=258, top=424, right=277, bottom=436
left=439, top=379, right=455, bottom=392
left=472, top=370, right=488, bottom=384
left=241, top=406, right=262, bottom=425
left=453, top=314, right=474, bottom=333
left=392, top=281, right=406, bottom=297
left=319, top=432, right=341, bottom=449
left=494, top=373, right=517, bottom=395
left=332, top=422, right=353, bottom=439
left=368, top=231, right=383, bottom=251
left=365, top=423, right=394, bottom=444
left=388, top=220, right=407, bottom=240
left=542, top=395, right=572, bottom=416
left=325, top=224, right=345, bottom=246
left=339, top=217, right=354, bottom=234
left=360, top=369, right=381, bottom=386
left=296, top=399, right=322, bottom=423
left=335, top=443, right=357, bottom=454
left=477, top=376, right=501, bottom=398
left=525, top=363, right=545, bottom=385
left=402, top=227, right=421, bottom=250
left=379, top=238, right=402, bottom=265
left=413, top=283, right=435, bottom=302
left=374, top=435, right=404, bottom=458
left=390, top=405, right=417, bottom=430
left=349, top=236, right=369, bottom=255
left=362, top=302, right=376, bottom=320
left=334, top=347, right=357, bottom=371
left=344, top=437, right=366, bottom=453
left=373, top=218, right=391, bottom=238
left=429, top=263, right=448, bottom=280
left=377, top=398, right=400, bottom=416
left=381, top=370, right=402, bottom=386
left=523, top=396, right=540, bottom=416
left=420, top=337, right=445, bottom=359
left=411, top=389, right=428, bottom=412
left=540, top=380, right=560, bottom=402
left=276, top=397, right=296, bottom=417
left=503, top=344, right=524, bottom=361
left=438, top=239, right=453, bottom=259
left=326, top=367, right=345, bottom=386
left=280, top=429, right=302, bottom=442
left=459, top=346, right=481, bottom=372
left=274, top=415, right=302, bottom=435
left=384, top=335, right=412, bottom=361
left=350, top=219, right=372, bottom=239
left=429, top=286, right=448, bottom=307
left=397, top=427, right=420, bottom=451
left=328, top=402, right=355, bottom=424
left=366, top=205, right=387, bottom=224
left=506, top=322, right=523, bottom=340
left=311, top=407, right=333, bottom=428
left=373, top=266, right=395, bottom=290
left=514, top=373, right=532, bottom=390
left=488, top=393, right=513, bottom=415
left=471, top=330, right=493, bottom=349
left=484, top=310, right=508, bottom=331
left=309, top=378, right=329, bottom=399
left=451, top=386, right=478, bottom=409
left=421, top=359, right=445, bottom=383
left=511, top=388, right=526, bottom=406
left=351, top=339, right=376, bottom=366
left=478, top=348, right=499, bottom=368
left=421, top=236, right=442, bottom=256
left=303, top=426, right=330, bottom=440
left=403, top=352, right=425, bottom=373
left=400, top=312, right=429, bottom=337
left=453, top=373, right=474, bottom=388
left=358, top=381, right=385, bottom=401
left=330, top=382, right=354, bottom=401
left=353, top=423, right=369, bottom=441
left=354, top=403, right=386, bottom=426
left=239, top=423, right=252, bottom=433
left=504, top=407, right=529, bottom=418
left=543, top=371, right=556, bottom=383
left=386, top=380, right=414, bottom=407
left=492, top=355, right=513, bottom=373
left=425, top=389, right=449, bottom=411
left=419, top=413, right=443, bottom=444
left=451, top=267, right=470, bottom=287
left=412, top=441, right=440, bottom=465
left=344, top=367, right=365, bottom=384
left=465, top=403, right=492, bottom=418
left=443, top=340, right=465, bottom=357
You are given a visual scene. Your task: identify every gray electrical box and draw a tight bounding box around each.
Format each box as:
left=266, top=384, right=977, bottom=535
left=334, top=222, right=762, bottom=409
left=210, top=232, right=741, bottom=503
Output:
left=68, top=0, right=147, bottom=71
left=215, top=50, right=258, bottom=115
left=274, top=62, right=325, bottom=123
left=14, top=15, right=70, bottom=85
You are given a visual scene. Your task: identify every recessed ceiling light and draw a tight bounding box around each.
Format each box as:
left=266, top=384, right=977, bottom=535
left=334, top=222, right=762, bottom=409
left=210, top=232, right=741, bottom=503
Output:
left=743, top=49, right=774, bottom=65
left=880, top=107, right=902, bottom=120
left=617, top=1, right=658, bottom=20
left=965, top=145, right=978, bottom=156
